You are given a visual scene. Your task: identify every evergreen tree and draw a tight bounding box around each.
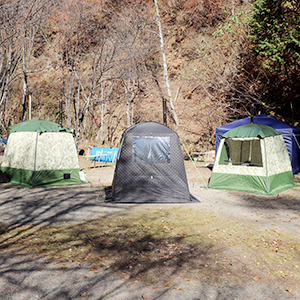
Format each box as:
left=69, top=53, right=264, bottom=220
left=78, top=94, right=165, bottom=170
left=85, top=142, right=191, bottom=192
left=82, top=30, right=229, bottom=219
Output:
left=249, top=0, right=300, bottom=120
left=250, top=0, right=300, bottom=72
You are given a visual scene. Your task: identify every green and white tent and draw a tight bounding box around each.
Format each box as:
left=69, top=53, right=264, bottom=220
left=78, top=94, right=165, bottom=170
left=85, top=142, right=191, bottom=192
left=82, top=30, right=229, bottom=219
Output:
left=208, top=123, right=296, bottom=195
left=0, top=117, right=82, bottom=187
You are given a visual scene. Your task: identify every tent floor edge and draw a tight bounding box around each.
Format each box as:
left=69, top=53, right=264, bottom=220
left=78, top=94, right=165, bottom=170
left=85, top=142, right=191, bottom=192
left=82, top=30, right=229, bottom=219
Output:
left=208, top=172, right=296, bottom=195
left=0, top=167, right=83, bottom=187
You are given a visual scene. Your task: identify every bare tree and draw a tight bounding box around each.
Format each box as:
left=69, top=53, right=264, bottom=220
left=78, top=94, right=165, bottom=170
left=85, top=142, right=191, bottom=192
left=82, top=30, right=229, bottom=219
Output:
left=53, top=0, right=119, bottom=146
left=21, top=0, right=48, bottom=121
left=0, top=0, right=24, bottom=133
left=54, top=0, right=86, bottom=130
left=107, top=2, right=155, bottom=128
left=121, top=78, right=138, bottom=127
left=65, top=1, right=154, bottom=145
left=0, top=0, right=51, bottom=132
left=98, top=80, right=114, bottom=143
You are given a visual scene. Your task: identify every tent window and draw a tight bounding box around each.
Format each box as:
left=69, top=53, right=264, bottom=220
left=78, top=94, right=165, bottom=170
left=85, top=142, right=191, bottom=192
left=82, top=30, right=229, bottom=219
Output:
left=132, top=136, right=170, bottom=163
left=219, top=138, right=263, bottom=167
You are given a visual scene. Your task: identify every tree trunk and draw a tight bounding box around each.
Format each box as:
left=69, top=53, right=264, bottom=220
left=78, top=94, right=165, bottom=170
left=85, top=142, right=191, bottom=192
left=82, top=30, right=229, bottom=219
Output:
left=126, top=99, right=130, bottom=127
left=284, top=64, right=294, bottom=121
left=28, top=93, right=32, bottom=120
left=22, top=71, right=28, bottom=121
left=150, top=71, right=168, bottom=126
left=124, top=79, right=131, bottom=127
left=99, top=84, right=105, bottom=144
left=131, top=100, right=134, bottom=126
left=0, top=46, right=13, bottom=135
left=0, top=98, right=7, bottom=135
left=98, top=81, right=114, bottom=144
left=154, top=0, right=179, bottom=125
left=73, top=85, right=81, bottom=149
left=100, top=99, right=105, bottom=143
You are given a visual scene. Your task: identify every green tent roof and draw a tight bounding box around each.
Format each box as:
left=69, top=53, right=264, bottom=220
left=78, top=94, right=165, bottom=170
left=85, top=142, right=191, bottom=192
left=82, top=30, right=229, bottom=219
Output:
left=223, top=123, right=281, bottom=139
left=7, top=117, right=71, bottom=133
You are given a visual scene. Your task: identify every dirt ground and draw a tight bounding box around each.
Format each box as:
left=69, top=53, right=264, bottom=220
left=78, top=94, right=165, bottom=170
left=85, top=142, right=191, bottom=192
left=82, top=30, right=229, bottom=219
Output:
left=83, top=159, right=300, bottom=295
left=1, top=157, right=300, bottom=299
left=82, top=159, right=300, bottom=236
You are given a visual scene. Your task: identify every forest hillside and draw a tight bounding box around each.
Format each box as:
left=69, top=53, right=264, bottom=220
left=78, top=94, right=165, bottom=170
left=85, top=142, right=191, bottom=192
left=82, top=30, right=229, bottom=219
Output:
left=0, top=0, right=299, bottom=152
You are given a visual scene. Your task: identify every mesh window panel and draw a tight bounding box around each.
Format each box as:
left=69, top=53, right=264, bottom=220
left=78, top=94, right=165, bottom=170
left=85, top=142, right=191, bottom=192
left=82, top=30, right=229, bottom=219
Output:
left=132, top=136, right=170, bottom=163
left=220, top=138, right=263, bottom=167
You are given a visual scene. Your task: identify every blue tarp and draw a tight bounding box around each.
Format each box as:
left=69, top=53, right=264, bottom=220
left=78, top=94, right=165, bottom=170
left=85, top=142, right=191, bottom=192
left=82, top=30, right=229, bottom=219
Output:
left=215, top=114, right=300, bottom=176
left=0, top=138, right=7, bottom=146
left=89, top=147, right=119, bottom=163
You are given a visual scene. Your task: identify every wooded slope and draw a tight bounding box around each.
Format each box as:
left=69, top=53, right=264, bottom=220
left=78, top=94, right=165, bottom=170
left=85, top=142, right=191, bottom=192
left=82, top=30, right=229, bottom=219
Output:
left=1, top=0, right=299, bottom=151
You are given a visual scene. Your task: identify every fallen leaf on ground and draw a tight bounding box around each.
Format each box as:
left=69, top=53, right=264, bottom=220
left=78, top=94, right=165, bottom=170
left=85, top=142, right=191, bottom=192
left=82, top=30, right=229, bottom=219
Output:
left=253, top=276, right=261, bottom=280
left=80, top=292, right=87, bottom=297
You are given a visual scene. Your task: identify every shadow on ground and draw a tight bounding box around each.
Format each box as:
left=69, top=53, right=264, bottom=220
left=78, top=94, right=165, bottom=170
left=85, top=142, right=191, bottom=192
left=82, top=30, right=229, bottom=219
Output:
left=230, top=185, right=300, bottom=212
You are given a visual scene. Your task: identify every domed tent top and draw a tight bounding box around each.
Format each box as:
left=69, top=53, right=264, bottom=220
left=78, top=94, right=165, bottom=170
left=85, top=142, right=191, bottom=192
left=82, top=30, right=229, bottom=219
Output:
left=7, top=117, right=70, bottom=133
left=216, top=114, right=300, bottom=136
left=122, top=121, right=178, bottom=137
left=223, top=124, right=281, bottom=139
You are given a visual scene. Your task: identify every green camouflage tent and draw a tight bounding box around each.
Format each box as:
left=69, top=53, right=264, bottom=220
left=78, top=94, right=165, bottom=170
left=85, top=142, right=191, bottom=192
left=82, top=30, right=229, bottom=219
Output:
left=0, top=118, right=82, bottom=187
left=208, top=123, right=296, bottom=195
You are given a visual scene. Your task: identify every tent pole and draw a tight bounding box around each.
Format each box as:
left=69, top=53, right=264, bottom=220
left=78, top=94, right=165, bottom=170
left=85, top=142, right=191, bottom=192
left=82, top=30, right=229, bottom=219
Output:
left=195, top=131, right=215, bottom=161
left=293, top=134, right=300, bottom=150
left=180, top=138, right=210, bottom=190
left=250, top=103, right=254, bottom=124
left=32, top=132, right=39, bottom=188
left=263, top=139, right=269, bottom=194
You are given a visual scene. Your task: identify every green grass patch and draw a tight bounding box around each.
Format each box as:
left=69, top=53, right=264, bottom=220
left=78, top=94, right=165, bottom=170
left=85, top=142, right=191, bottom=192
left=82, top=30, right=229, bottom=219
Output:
left=1, top=208, right=300, bottom=285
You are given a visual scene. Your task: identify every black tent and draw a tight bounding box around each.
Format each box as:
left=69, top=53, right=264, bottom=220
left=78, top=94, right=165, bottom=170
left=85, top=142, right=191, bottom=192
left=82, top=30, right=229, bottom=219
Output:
left=106, top=122, right=199, bottom=203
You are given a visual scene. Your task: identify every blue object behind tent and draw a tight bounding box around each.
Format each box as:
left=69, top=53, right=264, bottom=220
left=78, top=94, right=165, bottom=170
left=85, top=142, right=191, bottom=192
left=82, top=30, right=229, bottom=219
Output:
left=0, top=138, right=7, bottom=146
left=215, top=114, right=300, bottom=176
left=89, top=147, right=119, bottom=163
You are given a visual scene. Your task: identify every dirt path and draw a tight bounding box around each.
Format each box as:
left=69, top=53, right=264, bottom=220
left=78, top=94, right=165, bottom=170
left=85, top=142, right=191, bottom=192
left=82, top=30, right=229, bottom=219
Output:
left=0, top=160, right=300, bottom=299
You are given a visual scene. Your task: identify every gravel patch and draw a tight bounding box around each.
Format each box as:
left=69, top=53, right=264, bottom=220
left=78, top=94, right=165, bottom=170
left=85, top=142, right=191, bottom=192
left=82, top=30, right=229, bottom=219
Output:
left=1, top=249, right=298, bottom=300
